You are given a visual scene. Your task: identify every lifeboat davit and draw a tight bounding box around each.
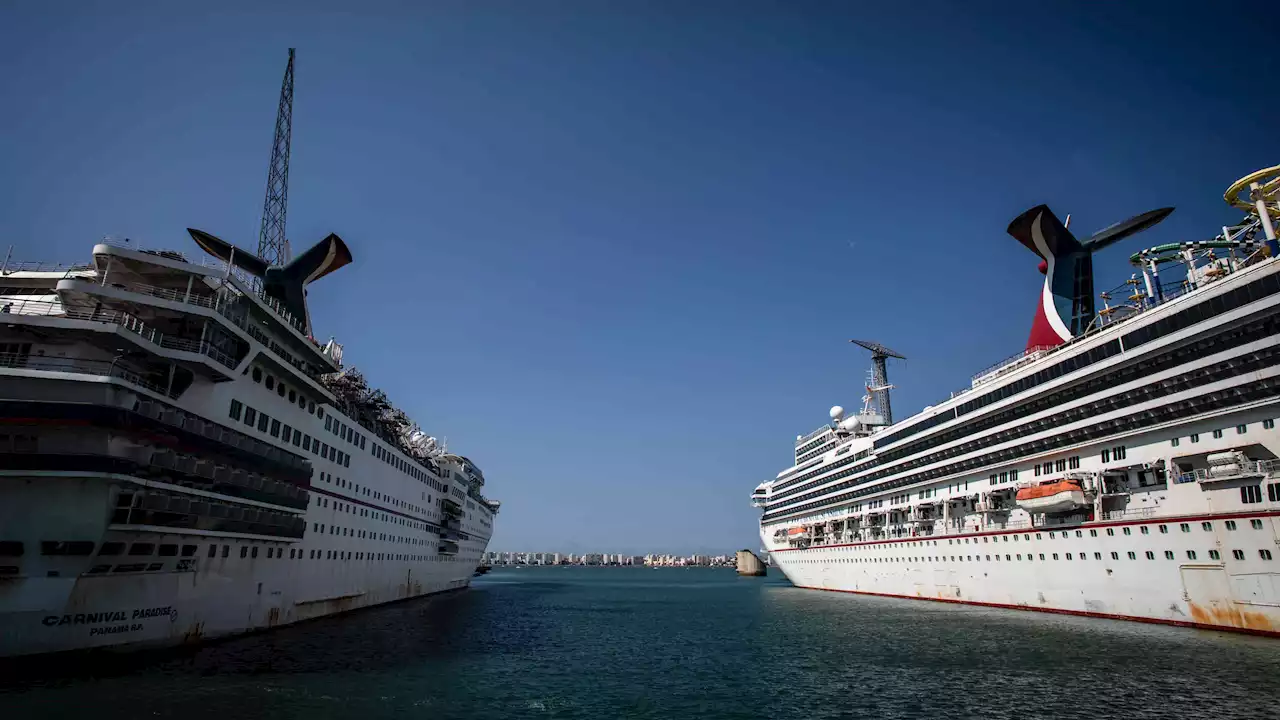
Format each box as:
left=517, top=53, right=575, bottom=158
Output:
left=1015, top=480, right=1086, bottom=514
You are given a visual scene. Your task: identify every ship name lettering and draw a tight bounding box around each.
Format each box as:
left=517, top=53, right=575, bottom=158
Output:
left=40, top=606, right=173, bottom=627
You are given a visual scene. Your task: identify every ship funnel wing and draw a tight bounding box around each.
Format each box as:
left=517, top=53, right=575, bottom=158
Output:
left=276, top=232, right=352, bottom=286
left=187, top=228, right=271, bottom=277
left=1007, top=205, right=1082, bottom=261
left=1082, top=207, right=1174, bottom=253
left=190, top=228, right=352, bottom=337
left=262, top=233, right=352, bottom=336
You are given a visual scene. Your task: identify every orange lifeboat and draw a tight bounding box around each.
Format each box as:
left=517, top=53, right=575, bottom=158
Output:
left=1015, top=479, right=1086, bottom=514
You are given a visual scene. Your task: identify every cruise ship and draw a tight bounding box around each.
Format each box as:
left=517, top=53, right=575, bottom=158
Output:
left=0, top=53, right=498, bottom=658
left=753, top=164, right=1280, bottom=636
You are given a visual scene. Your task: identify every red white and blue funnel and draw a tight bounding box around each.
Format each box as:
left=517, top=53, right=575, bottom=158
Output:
left=1007, top=205, right=1173, bottom=351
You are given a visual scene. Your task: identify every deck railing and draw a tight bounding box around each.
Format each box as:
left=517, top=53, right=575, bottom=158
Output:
left=0, top=352, right=177, bottom=397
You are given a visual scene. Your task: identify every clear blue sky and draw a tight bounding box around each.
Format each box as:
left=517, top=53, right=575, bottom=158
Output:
left=2, top=2, right=1277, bottom=554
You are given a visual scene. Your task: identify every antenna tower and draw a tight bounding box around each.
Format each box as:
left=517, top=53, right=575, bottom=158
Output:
left=849, top=339, right=905, bottom=425
left=257, top=49, right=295, bottom=273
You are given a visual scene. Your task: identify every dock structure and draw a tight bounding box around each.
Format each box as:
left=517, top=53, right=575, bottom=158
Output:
left=736, top=550, right=767, bottom=577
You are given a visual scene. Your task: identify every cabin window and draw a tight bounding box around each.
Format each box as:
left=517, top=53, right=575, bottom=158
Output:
left=1213, top=429, right=1223, bottom=439
left=1140, top=526, right=1149, bottom=535
left=1208, top=550, right=1221, bottom=560
left=229, top=399, right=243, bottom=421
left=258, top=412, right=269, bottom=433
left=1165, top=551, right=1175, bottom=559
left=270, top=419, right=281, bottom=438
left=1159, top=525, right=1168, bottom=533
left=1242, top=486, right=1263, bottom=504
left=251, top=547, right=259, bottom=558
left=1127, top=552, right=1136, bottom=560
left=1065, top=553, right=1072, bottom=560
left=1202, top=522, right=1213, bottom=531
left=265, top=376, right=274, bottom=390
left=1094, top=552, right=1102, bottom=560
left=207, top=544, right=217, bottom=558
left=1110, top=552, right=1119, bottom=560
left=1106, top=529, right=1115, bottom=536
left=221, top=545, right=229, bottom=558
left=1101, top=449, right=1110, bottom=463
left=1233, top=550, right=1245, bottom=560
left=1268, top=483, right=1280, bottom=502
left=1122, top=527, right=1131, bottom=536
left=1145, top=551, right=1154, bottom=560
left=1171, top=438, right=1180, bottom=447
left=252, top=367, right=262, bottom=383
left=1264, top=419, right=1276, bottom=430
left=1226, top=520, right=1237, bottom=530
left=129, top=543, right=154, bottom=556
left=277, top=383, right=286, bottom=398
left=243, top=406, right=257, bottom=427
left=1089, top=529, right=1098, bottom=537
left=1252, top=519, right=1264, bottom=529
left=1237, top=424, right=1247, bottom=435
left=1190, top=433, right=1199, bottom=443
left=1187, top=550, right=1197, bottom=560
left=1263, top=550, right=1275, bottom=561
left=157, top=544, right=178, bottom=557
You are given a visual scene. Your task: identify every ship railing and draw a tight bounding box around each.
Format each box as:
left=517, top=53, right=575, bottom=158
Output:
left=1, top=297, right=238, bottom=371
left=0, top=352, right=178, bottom=398
left=70, top=277, right=223, bottom=311
left=971, top=345, right=1055, bottom=387
left=0, top=259, right=94, bottom=275
left=1175, top=460, right=1279, bottom=484
left=1100, top=507, right=1157, bottom=522
left=796, top=424, right=831, bottom=446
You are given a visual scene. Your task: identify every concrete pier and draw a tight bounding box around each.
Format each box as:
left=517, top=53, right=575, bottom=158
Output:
left=736, top=550, right=767, bottom=577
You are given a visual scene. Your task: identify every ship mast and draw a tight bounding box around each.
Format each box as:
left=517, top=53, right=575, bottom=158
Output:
left=849, top=339, right=904, bottom=426
left=257, top=49, right=296, bottom=280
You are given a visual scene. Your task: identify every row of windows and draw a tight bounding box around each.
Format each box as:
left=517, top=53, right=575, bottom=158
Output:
left=773, top=309, right=1280, bottom=503
left=230, top=399, right=351, bottom=468
left=1100, top=445, right=1127, bottom=463
left=0, top=541, right=204, bottom=558
left=316, top=472, right=435, bottom=519
left=789, top=548, right=1275, bottom=563
left=371, top=441, right=447, bottom=495
left=324, top=413, right=367, bottom=452
left=787, top=518, right=1271, bottom=552
left=763, top=370, right=1280, bottom=522
left=989, top=469, right=1020, bottom=486
left=1171, top=420, right=1276, bottom=447
left=1241, top=483, right=1280, bottom=504
left=250, top=365, right=318, bottom=415
left=314, top=493, right=440, bottom=535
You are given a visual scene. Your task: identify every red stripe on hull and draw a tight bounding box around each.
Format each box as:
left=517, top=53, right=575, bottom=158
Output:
left=792, top=584, right=1280, bottom=638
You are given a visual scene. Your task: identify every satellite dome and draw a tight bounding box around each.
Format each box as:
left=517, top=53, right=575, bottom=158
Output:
left=829, top=405, right=845, bottom=421
left=838, top=416, right=861, bottom=432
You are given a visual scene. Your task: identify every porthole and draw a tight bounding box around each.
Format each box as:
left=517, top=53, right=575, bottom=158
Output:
left=252, top=367, right=262, bottom=383
left=289, top=389, right=297, bottom=403
left=265, top=376, right=275, bottom=390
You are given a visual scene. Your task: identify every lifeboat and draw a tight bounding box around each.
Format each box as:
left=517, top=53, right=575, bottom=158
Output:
left=786, top=526, right=810, bottom=540
left=1015, top=479, right=1087, bottom=514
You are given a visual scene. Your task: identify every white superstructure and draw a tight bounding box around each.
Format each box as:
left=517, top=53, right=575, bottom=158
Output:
left=754, top=165, right=1280, bottom=636
left=0, top=232, right=498, bottom=657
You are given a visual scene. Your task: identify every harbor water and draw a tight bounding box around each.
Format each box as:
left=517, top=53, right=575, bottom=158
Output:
left=5, top=567, right=1280, bottom=719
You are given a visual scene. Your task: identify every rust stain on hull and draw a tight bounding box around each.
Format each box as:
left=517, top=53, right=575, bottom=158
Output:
left=1188, top=602, right=1276, bottom=632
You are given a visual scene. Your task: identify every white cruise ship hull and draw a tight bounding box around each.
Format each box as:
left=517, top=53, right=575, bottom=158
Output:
left=766, top=509, right=1280, bottom=636
left=0, top=550, right=474, bottom=656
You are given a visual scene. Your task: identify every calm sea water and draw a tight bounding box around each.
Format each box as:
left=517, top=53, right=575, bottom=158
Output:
left=4, top=567, right=1280, bottom=719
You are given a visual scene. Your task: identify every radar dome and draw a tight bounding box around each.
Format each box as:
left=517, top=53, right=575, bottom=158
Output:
left=838, top=416, right=861, bottom=432
left=829, top=405, right=845, bottom=421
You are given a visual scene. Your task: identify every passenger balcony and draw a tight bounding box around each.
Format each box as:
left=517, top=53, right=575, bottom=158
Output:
left=438, top=540, right=460, bottom=555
